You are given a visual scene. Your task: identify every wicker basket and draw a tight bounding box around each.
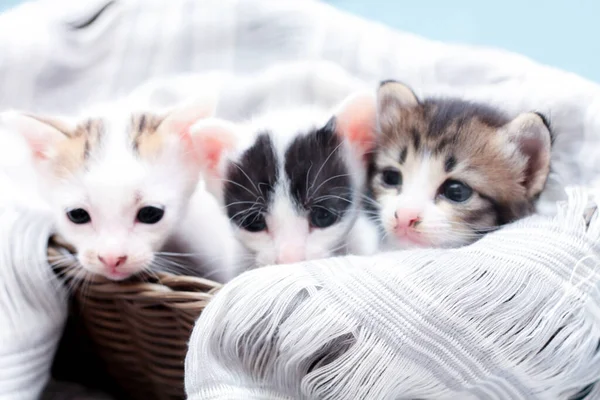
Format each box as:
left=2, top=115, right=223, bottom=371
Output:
left=48, top=236, right=222, bottom=400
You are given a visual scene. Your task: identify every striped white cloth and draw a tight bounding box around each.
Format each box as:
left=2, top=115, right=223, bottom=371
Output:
left=0, top=207, right=67, bottom=400
left=0, top=0, right=600, bottom=399
left=186, top=188, right=600, bottom=399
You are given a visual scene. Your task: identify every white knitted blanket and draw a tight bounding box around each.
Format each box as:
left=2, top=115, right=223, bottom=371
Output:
left=0, top=208, right=67, bottom=400
left=0, top=0, right=600, bottom=399
left=186, top=189, right=600, bottom=399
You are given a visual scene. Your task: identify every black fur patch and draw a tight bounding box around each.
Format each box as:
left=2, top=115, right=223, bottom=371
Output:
left=224, top=133, right=278, bottom=228
left=434, top=137, right=451, bottom=154
left=478, top=193, right=532, bottom=226
left=398, top=147, right=408, bottom=164
left=444, top=155, right=457, bottom=173
left=411, top=128, right=421, bottom=151
left=284, top=123, right=353, bottom=218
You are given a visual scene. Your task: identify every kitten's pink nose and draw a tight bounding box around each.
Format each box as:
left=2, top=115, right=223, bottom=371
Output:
left=98, top=255, right=128, bottom=269
left=394, top=208, right=422, bottom=230
left=276, top=246, right=304, bottom=265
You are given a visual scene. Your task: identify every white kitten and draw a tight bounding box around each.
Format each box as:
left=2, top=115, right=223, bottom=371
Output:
left=1, top=100, right=237, bottom=281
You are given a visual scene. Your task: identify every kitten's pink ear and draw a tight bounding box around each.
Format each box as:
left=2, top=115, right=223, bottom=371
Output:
left=377, top=80, right=419, bottom=115
left=333, top=91, right=377, bottom=157
left=503, top=112, right=552, bottom=198
left=158, top=97, right=217, bottom=141
left=1, top=111, right=71, bottom=161
left=189, top=118, right=239, bottom=179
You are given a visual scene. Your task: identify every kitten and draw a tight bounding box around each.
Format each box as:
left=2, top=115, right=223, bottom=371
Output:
left=188, top=92, right=380, bottom=267
left=1, top=100, right=236, bottom=281
left=370, top=80, right=552, bottom=249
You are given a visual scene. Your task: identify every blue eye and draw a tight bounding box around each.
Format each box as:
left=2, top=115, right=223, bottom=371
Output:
left=441, top=180, right=473, bottom=203
left=66, top=208, right=91, bottom=224
left=310, top=208, right=338, bottom=228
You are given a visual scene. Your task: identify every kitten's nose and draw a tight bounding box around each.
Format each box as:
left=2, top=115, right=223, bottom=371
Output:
left=98, top=255, right=128, bottom=269
left=394, top=208, right=421, bottom=229
left=276, top=246, right=304, bottom=265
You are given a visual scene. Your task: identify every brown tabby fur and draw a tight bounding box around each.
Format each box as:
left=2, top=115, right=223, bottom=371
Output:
left=370, top=81, right=552, bottom=244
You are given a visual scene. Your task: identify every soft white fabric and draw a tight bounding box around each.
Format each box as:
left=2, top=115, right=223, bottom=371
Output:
left=0, top=207, right=68, bottom=400
left=0, top=0, right=599, bottom=399
left=186, top=188, right=600, bottom=399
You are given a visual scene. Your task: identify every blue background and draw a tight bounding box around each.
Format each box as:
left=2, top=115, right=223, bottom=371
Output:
left=1, top=0, right=597, bottom=82
left=323, top=0, right=599, bottom=83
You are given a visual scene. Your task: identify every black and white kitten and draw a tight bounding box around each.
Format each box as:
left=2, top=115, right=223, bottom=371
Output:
left=189, top=93, right=380, bottom=267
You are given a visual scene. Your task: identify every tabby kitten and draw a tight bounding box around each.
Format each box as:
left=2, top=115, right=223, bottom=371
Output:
left=370, top=80, right=552, bottom=249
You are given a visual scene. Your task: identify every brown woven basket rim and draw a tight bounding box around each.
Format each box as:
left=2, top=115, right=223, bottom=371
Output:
left=47, top=234, right=221, bottom=400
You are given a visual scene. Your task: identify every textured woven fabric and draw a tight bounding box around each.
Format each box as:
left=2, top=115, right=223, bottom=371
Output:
left=0, top=0, right=599, bottom=399
left=0, top=207, right=68, bottom=400
left=186, top=188, right=600, bottom=399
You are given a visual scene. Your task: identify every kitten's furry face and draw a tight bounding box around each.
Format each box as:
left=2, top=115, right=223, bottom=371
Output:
left=192, top=94, right=376, bottom=267
left=370, top=81, right=552, bottom=249
left=3, top=103, right=211, bottom=280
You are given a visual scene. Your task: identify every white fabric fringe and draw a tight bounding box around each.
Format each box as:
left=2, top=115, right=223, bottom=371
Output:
left=186, top=187, right=600, bottom=400
left=0, top=207, right=68, bottom=400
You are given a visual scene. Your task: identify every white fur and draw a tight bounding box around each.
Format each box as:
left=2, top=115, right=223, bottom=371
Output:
left=46, top=109, right=190, bottom=279
left=168, top=182, right=244, bottom=283
left=376, top=149, right=477, bottom=250
left=1, top=102, right=237, bottom=281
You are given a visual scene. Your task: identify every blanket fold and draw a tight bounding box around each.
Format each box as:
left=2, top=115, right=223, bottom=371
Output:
left=0, top=208, right=68, bottom=400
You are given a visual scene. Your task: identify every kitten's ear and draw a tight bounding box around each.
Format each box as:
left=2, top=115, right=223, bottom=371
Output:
left=377, top=80, right=419, bottom=116
left=157, top=96, right=217, bottom=140
left=332, top=91, right=377, bottom=157
left=502, top=112, right=552, bottom=198
left=1, top=111, right=72, bottom=161
left=189, top=118, right=239, bottom=179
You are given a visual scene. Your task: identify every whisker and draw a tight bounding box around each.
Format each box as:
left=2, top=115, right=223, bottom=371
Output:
left=309, top=172, right=352, bottom=199
left=224, top=200, right=262, bottom=208
left=305, top=163, right=314, bottom=200
left=307, top=141, right=345, bottom=197
left=231, top=163, right=261, bottom=197
left=312, top=193, right=354, bottom=204
left=219, top=178, right=262, bottom=201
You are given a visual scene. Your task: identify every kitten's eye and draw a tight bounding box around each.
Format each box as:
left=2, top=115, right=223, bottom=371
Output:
left=66, top=208, right=91, bottom=224
left=310, top=208, right=339, bottom=228
left=244, top=215, right=267, bottom=232
left=441, top=180, right=473, bottom=203
left=381, top=168, right=402, bottom=187
left=137, top=206, right=165, bottom=224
